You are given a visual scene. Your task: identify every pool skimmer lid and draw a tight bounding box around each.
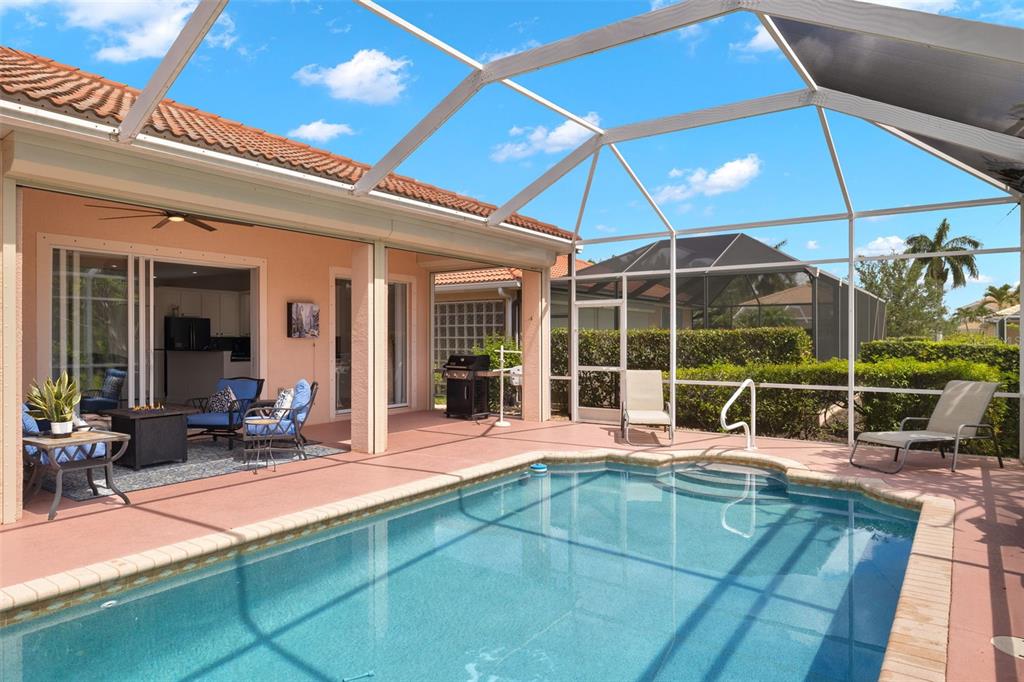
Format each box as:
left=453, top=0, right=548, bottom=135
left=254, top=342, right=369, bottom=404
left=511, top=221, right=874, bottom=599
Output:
left=992, top=636, right=1024, bottom=659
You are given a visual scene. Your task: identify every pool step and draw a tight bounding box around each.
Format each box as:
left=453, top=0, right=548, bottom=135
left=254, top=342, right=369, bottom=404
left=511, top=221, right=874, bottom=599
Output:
left=661, top=464, right=789, bottom=501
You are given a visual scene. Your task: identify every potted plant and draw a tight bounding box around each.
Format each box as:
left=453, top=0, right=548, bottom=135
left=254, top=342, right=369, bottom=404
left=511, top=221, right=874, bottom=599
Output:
left=27, top=372, right=81, bottom=438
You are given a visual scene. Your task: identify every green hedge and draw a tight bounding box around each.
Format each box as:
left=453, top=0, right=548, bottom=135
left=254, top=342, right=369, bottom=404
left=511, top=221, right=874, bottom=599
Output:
left=551, top=327, right=812, bottom=376
left=673, top=358, right=1015, bottom=456
left=861, top=337, right=1019, bottom=378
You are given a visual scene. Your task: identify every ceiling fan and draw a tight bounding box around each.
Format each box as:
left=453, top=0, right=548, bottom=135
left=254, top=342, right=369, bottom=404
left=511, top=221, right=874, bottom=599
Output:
left=85, top=203, right=251, bottom=232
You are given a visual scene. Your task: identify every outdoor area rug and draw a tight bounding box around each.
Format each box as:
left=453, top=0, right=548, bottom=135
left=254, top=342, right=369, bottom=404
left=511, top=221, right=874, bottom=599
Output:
left=40, top=440, right=345, bottom=501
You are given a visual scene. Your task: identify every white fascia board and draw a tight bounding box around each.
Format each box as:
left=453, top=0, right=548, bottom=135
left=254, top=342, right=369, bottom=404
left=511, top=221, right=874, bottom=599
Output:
left=605, top=89, right=813, bottom=143
left=757, top=0, right=1024, bottom=66
left=353, top=71, right=483, bottom=195
left=116, top=0, right=227, bottom=143
left=488, top=135, right=603, bottom=227
left=481, top=0, right=739, bottom=82
left=435, top=280, right=521, bottom=294
left=816, top=88, right=1024, bottom=160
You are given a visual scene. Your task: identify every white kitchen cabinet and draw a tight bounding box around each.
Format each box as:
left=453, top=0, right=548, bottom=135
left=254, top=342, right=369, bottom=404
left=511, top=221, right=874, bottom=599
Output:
left=201, top=292, right=221, bottom=335
left=219, top=292, right=240, bottom=336
left=239, top=292, right=251, bottom=336
left=179, top=291, right=203, bottom=317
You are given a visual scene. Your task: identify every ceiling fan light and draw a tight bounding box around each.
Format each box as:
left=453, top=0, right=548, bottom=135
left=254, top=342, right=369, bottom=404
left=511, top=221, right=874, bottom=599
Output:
left=168, top=215, right=186, bottom=222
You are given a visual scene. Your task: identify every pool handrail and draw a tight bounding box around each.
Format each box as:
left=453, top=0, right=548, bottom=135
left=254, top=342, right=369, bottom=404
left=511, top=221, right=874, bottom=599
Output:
left=720, top=378, right=756, bottom=451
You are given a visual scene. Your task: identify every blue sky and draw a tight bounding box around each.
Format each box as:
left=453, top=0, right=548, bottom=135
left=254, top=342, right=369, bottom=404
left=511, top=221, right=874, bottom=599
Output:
left=3, top=0, right=1021, bottom=308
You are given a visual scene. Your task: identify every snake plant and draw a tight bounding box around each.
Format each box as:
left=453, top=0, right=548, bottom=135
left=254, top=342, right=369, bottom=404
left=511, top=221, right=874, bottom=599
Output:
left=26, top=371, right=81, bottom=423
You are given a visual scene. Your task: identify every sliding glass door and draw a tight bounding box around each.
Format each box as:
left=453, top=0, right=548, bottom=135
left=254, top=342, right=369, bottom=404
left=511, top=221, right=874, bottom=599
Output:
left=52, top=249, right=155, bottom=406
left=334, top=279, right=409, bottom=411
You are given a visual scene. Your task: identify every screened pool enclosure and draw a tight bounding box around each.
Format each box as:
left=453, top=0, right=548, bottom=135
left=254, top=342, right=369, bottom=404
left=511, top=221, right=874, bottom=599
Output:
left=25, top=0, right=1021, bottom=456
left=552, top=233, right=886, bottom=360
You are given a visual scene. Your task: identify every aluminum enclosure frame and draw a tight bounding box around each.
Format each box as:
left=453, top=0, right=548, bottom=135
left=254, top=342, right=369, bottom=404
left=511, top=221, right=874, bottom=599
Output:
left=85, top=0, right=1024, bottom=460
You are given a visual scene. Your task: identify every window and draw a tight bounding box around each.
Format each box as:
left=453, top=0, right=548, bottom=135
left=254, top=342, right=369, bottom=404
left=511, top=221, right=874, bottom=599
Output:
left=433, top=300, right=506, bottom=380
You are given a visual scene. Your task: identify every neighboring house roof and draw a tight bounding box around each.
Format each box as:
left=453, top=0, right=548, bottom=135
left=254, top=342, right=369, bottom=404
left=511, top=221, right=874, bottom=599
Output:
left=0, top=47, right=571, bottom=241
left=984, top=303, right=1020, bottom=320
left=435, top=254, right=591, bottom=287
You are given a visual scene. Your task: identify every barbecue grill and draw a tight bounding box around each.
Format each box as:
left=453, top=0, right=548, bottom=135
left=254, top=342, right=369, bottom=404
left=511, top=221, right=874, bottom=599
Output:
left=443, top=354, right=491, bottom=420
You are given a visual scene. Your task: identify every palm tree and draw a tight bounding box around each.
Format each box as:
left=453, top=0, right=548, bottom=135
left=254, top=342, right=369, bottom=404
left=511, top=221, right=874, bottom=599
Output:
left=983, top=283, right=1018, bottom=310
left=904, top=218, right=981, bottom=288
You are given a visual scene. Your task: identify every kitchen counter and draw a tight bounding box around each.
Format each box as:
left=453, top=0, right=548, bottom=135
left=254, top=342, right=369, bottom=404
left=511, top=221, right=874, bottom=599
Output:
left=164, top=350, right=253, bottom=403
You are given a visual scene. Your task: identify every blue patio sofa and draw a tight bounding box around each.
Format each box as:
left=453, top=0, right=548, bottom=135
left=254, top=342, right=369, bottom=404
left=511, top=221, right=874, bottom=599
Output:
left=187, top=376, right=265, bottom=449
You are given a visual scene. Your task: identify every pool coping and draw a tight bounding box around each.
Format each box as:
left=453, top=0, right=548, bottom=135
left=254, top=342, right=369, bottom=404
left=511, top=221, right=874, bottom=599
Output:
left=0, top=448, right=954, bottom=680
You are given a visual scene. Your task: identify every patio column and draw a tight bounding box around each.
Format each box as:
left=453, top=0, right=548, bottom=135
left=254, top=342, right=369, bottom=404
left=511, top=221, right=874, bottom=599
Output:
left=351, top=241, right=388, bottom=453
left=521, top=267, right=551, bottom=422
left=0, top=173, right=22, bottom=524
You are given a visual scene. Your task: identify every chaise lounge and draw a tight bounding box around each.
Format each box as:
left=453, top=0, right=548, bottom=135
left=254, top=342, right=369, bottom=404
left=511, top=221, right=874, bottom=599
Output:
left=849, top=379, right=1002, bottom=473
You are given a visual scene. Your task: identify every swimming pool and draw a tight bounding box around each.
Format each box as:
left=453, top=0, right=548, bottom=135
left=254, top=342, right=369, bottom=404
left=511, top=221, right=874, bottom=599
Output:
left=1, top=463, right=917, bottom=681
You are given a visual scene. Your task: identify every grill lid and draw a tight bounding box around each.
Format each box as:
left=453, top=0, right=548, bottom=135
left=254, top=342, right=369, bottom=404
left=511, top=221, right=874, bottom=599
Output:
left=444, top=354, right=491, bottom=371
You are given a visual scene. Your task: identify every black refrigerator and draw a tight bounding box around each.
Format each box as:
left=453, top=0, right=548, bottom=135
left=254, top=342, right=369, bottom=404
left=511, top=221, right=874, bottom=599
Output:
left=164, top=317, right=211, bottom=351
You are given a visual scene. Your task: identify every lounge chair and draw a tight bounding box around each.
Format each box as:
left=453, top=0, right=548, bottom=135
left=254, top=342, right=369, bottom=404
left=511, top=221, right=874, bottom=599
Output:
left=621, top=370, right=674, bottom=445
left=80, top=368, right=126, bottom=413
left=187, top=376, right=265, bottom=449
left=242, top=379, right=319, bottom=465
left=849, top=380, right=1002, bottom=473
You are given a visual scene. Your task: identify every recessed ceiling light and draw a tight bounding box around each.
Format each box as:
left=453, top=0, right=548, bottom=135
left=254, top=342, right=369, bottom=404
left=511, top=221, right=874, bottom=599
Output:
left=192, top=271, right=198, bottom=275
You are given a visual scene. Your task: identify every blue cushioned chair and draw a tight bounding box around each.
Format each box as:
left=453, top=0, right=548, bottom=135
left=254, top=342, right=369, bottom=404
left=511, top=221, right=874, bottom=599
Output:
left=187, top=377, right=265, bottom=449
left=22, top=404, right=130, bottom=519
left=243, top=380, right=319, bottom=465
left=80, top=368, right=126, bottom=413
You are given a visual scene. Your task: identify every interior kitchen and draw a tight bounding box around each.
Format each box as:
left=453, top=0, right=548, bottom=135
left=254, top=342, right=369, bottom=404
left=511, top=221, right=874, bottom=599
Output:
left=154, top=262, right=256, bottom=404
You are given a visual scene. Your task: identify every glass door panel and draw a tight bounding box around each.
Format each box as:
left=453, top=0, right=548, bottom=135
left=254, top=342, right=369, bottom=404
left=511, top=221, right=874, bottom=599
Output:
left=335, top=279, right=352, bottom=411
left=388, top=282, right=408, bottom=406
left=52, top=249, right=130, bottom=400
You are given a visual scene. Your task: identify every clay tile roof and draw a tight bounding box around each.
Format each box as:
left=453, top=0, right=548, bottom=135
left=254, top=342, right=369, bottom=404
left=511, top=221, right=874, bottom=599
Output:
left=435, top=254, right=591, bottom=286
left=0, top=47, right=571, bottom=241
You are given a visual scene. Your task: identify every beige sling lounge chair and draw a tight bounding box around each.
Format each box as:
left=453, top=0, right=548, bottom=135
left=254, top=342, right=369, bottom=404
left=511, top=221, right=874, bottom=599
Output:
left=849, top=380, right=1002, bottom=473
left=621, top=370, right=674, bottom=445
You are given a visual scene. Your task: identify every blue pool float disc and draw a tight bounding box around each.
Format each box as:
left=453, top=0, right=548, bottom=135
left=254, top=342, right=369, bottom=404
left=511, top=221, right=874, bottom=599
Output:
left=530, top=462, right=548, bottom=474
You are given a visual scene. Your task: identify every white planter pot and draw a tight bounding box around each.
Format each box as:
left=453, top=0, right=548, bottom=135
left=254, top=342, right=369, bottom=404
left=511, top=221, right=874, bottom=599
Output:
left=50, top=420, right=74, bottom=436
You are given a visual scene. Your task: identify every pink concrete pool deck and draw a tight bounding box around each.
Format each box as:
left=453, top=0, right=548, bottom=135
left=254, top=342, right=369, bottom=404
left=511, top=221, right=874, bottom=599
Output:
left=1, top=411, right=1021, bottom=681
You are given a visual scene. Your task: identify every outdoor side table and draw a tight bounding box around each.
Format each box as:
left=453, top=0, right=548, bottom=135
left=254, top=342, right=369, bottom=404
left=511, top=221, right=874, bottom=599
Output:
left=22, top=430, right=131, bottom=520
left=243, top=418, right=279, bottom=472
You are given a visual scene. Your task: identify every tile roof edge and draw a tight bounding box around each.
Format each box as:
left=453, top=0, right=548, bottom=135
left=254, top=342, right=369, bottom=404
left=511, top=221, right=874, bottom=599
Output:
left=0, top=46, right=572, bottom=241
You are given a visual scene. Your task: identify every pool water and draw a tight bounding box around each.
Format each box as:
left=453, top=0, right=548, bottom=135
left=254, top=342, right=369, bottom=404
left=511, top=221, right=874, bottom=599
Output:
left=1, top=464, right=917, bottom=681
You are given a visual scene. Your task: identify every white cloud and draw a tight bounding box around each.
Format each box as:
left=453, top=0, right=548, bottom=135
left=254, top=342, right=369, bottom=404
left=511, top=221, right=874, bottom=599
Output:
left=654, top=154, right=762, bottom=204
left=491, top=112, right=600, bottom=162
left=856, top=235, right=907, bottom=256
left=205, top=13, right=238, bottom=50
left=6, top=1, right=241, bottom=62
left=294, top=49, right=411, bottom=105
left=668, top=167, right=686, bottom=178
left=287, top=119, right=355, bottom=143
left=967, top=274, right=994, bottom=284
left=480, top=40, right=540, bottom=63
left=806, top=240, right=820, bottom=250
left=593, top=224, right=618, bottom=234
left=326, top=18, right=351, bottom=34
left=729, top=25, right=777, bottom=54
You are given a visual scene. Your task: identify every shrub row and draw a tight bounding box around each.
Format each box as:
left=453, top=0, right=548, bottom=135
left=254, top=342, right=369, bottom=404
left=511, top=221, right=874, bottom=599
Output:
left=861, top=337, right=1019, bottom=378
left=550, top=327, right=813, bottom=376
left=675, top=359, right=1015, bottom=456
left=563, top=357, right=1016, bottom=455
